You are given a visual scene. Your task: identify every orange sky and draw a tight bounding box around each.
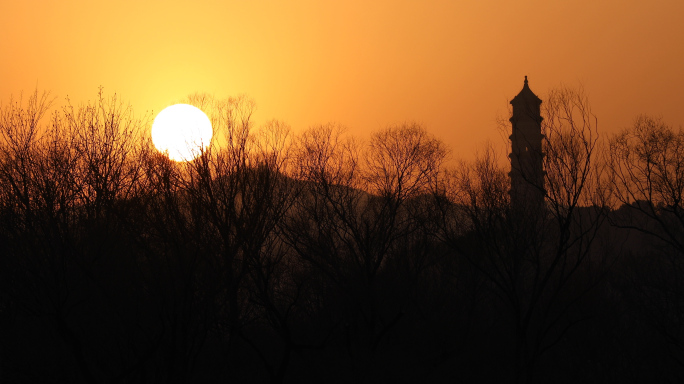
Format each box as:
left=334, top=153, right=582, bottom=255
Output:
left=2, top=0, right=683, bottom=161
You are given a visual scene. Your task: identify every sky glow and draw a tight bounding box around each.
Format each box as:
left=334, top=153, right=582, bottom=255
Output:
left=2, top=0, right=683, bottom=161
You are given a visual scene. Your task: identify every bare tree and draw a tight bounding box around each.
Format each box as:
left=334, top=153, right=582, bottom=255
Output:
left=0, top=89, right=167, bottom=383
left=282, top=122, right=448, bottom=375
left=606, top=115, right=684, bottom=376
left=607, top=115, right=684, bottom=252
left=153, top=94, right=307, bottom=383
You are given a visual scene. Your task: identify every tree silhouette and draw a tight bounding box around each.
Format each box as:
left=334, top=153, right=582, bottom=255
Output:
left=3, top=86, right=684, bottom=383
left=0, top=89, right=163, bottom=383
left=280, top=122, right=448, bottom=377
left=607, top=115, right=684, bottom=376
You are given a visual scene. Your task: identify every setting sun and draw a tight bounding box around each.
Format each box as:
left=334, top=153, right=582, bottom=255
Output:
left=151, top=104, right=213, bottom=161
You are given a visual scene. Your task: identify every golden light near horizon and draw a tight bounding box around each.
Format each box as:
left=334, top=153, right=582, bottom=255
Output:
left=151, top=104, right=213, bottom=162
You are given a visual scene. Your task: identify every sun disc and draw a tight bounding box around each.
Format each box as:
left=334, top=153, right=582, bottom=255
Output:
left=151, top=104, right=213, bottom=161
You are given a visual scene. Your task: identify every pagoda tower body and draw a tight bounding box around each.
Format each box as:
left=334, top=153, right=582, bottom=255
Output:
left=509, top=76, right=545, bottom=210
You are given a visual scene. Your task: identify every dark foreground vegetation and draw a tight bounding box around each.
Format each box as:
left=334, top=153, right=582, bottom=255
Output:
left=0, top=88, right=683, bottom=383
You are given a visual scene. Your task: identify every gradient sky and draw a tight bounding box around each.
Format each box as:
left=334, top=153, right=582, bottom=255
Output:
left=2, top=0, right=683, bottom=160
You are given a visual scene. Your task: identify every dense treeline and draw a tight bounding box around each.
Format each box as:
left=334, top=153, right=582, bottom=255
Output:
left=0, top=89, right=682, bottom=383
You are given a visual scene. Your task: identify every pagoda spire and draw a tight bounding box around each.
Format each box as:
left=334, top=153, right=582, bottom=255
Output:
left=509, top=76, right=545, bottom=211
